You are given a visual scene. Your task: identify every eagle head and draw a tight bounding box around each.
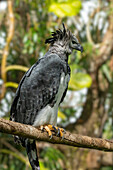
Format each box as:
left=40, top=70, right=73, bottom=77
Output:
left=45, top=23, right=83, bottom=55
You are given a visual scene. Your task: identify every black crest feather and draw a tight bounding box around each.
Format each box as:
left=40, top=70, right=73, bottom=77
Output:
left=45, top=23, right=69, bottom=44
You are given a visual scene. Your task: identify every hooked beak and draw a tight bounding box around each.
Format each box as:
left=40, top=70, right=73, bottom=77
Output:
left=76, top=44, right=83, bottom=53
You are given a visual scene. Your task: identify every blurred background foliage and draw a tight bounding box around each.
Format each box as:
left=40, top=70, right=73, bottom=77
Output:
left=0, top=0, right=113, bottom=169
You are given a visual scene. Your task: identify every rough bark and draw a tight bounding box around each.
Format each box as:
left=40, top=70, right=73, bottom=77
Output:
left=0, top=118, right=113, bottom=152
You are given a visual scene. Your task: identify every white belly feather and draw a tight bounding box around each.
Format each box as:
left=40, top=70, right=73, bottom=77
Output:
left=33, top=72, right=69, bottom=127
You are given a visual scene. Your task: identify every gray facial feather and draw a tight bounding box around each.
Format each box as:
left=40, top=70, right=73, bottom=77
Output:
left=45, top=23, right=83, bottom=56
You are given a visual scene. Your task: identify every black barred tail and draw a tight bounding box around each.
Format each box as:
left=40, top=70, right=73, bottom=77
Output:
left=25, top=139, right=40, bottom=170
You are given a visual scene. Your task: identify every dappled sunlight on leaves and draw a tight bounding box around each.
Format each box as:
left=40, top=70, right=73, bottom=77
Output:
left=48, top=0, right=82, bottom=17
left=69, top=72, right=92, bottom=90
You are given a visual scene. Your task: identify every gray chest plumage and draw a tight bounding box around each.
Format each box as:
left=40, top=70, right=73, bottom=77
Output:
left=33, top=72, right=70, bottom=127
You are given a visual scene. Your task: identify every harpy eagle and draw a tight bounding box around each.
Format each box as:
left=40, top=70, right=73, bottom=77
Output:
left=10, top=24, right=83, bottom=170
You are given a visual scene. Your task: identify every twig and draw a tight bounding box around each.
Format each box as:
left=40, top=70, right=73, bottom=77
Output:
left=0, top=118, right=113, bottom=152
left=86, top=6, right=107, bottom=48
left=6, top=65, right=29, bottom=72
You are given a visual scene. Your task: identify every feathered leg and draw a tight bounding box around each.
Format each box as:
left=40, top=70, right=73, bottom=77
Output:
left=25, top=139, right=40, bottom=170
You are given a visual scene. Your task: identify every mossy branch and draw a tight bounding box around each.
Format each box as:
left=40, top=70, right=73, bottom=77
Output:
left=0, top=118, right=113, bottom=152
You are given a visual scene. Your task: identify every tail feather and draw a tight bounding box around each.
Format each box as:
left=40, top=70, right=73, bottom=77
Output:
left=25, top=139, right=40, bottom=170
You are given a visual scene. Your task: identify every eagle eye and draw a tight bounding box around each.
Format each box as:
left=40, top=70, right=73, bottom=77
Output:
left=72, top=40, right=77, bottom=44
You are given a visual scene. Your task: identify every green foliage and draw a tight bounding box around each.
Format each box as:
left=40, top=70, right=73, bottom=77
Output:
left=101, top=167, right=113, bottom=170
left=78, top=42, right=93, bottom=69
left=40, top=147, right=65, bottom=170
left=22, top=28, right=39, bottom=55
left=58, top=109, right=67, bottom=120
left=1, top=0, right=113, bottom=169
left=40, top=162, right=49, bottom=170
left=69, top=72, right=92, bottom=90
left=82, top=42, right=93, bottom=54
left=0, top=142, right=29, bottom=170
left=48, top=0, right=82, bottom=17
left=103, top=118, right=113, bottom=139
left=68, top=60, right=92, bottom=90
left=62, top=107, right=76, bottom=119
left=102, top=64, right=112, bottom=82
left=0, top=149, right=26, bottom=164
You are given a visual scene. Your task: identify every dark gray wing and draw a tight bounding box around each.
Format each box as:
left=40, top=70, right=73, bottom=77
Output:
left=10, top=62, right=38, bottom=121
left=10, top=54, right=68, bottom=125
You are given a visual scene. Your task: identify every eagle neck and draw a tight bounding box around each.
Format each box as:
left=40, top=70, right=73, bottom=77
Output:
left=48, top=46, right=69, bottom=63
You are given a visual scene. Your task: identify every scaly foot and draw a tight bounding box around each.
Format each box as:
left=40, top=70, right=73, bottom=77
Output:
left=40, top=125, right=65, bottom=139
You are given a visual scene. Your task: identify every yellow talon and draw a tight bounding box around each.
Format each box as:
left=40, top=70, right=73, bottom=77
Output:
left=44, top=125, right=53, bottom=138
left=39, top=125, right=65, bottom=139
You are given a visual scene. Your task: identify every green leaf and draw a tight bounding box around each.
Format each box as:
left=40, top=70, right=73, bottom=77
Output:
left=40, top=161, right=49, bottom=170
left=69, top=72, right=92, bottom=90
left=48, top=0, right=82, bottom=17
left=58, top=109, right=66, bottom=120
left=102, top=64, right=112, bottom=82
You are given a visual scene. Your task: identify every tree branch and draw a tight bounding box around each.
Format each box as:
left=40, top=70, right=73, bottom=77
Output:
left=0, top=118, right=113, bottom=152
